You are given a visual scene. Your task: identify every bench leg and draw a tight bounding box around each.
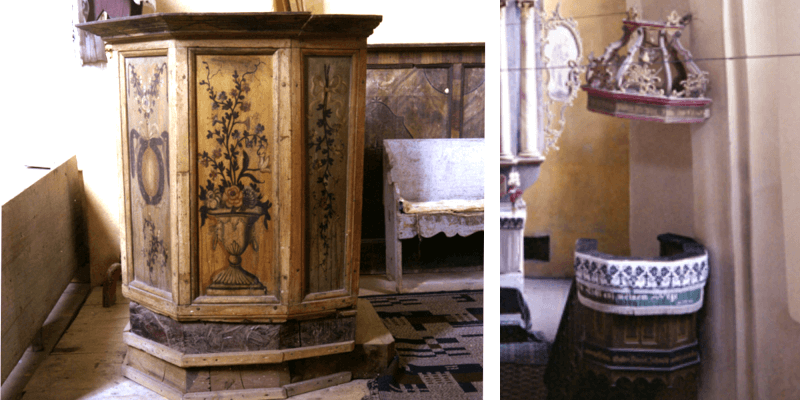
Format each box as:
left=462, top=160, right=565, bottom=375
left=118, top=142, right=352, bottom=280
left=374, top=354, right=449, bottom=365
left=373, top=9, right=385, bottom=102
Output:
left=385, top=229, right=403, bottom=293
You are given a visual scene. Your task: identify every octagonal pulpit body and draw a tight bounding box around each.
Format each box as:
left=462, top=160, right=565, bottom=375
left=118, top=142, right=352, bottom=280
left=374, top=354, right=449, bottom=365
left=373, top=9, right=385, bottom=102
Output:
left=78, top=13, right=380, bottom=396
left=568, top=234, right=709, bottom=399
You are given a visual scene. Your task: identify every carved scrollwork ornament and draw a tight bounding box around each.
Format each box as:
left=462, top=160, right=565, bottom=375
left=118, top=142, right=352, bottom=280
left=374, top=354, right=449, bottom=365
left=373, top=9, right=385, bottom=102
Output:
left=666, top=10, right=682, bottom=26
left=539, top=3, right=584, bottom=153
left=627, top=7, right=640, bottom=21
left=80, top=0, right=91, bottom=20
left=105, top=44, right=114, bottom=60
left=582, top=8, right=712, bottom=123
left=621, top=64, right=664, bottom=96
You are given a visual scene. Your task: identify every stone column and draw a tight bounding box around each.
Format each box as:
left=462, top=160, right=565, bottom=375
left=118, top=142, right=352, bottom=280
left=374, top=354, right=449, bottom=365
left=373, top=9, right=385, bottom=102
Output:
left=500, top=0, right=514, bottom=161
left=518, top=0, right=544, bottom=160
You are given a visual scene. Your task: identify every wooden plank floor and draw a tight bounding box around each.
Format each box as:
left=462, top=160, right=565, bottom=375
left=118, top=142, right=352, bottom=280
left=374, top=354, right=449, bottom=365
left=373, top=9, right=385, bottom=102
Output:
left=17, top=285, right=371, bottom=400
left=1, top=283, right=92, bottom=400
left=12, top=271, right=478, bottom=399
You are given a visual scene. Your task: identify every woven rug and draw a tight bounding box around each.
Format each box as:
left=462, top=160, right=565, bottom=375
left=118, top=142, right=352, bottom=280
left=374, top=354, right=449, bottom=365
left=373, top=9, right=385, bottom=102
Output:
left=363, top=290, right=483, bottom=400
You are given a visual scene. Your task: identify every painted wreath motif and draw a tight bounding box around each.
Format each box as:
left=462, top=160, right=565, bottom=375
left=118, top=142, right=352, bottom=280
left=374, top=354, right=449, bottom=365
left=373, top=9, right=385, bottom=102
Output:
left=129, top=62, right=169, bottom=205
left=127, top=60, right=171, bottom=291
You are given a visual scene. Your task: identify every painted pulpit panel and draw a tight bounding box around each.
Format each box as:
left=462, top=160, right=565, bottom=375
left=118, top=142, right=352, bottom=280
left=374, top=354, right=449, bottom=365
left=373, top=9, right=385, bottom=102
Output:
left=305, top=56, right=352, bottom=295
left=195, top=54, right=278, bottom=298
left=126, top=56, right=172, bottom=294
left=462, top=66, right=485, bottom=138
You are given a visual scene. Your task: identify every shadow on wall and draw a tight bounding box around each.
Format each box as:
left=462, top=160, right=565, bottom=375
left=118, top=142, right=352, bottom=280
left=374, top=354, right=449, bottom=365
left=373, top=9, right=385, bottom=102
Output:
left=84, top=183, right=121, bottom=286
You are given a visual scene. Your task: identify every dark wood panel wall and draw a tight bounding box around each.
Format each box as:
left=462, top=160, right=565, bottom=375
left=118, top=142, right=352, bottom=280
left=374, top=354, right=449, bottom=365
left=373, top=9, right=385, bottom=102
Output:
left=360, top=43, right=485, bottom=274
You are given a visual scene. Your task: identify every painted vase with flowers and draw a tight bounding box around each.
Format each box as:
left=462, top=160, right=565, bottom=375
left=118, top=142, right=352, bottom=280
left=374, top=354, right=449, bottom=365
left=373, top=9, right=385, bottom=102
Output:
left=197, top=61, right=272, bottom=295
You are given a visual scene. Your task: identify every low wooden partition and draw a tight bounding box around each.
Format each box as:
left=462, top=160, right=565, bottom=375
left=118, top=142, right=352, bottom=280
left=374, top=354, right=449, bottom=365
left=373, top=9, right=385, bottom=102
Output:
left=1, top=156, right=88, bottom=383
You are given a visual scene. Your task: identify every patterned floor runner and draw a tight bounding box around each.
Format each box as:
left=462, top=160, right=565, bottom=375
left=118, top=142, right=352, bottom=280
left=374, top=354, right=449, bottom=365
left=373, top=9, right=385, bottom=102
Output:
left=364, top=290, right=483, bottom=400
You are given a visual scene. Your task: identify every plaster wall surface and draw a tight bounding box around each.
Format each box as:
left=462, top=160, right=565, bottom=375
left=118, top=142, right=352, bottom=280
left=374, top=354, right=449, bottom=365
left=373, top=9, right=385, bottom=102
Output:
left=625, top=0, right=695, bottom=259
left=743, top=0, right=800, bottom=398
left=3, top=1, right=121, bottom=286
left=157, top=0, right=488, bottom=45
left=777, top=0, right=800, bottom=327
left=524, top=0, right=630, bottom=278
left=628, top=121, right=693, bottom=257
left=630, top=0, right=743, bottom=398
left=631, top=0, right=800, bottom=398
left=156, top=0, right=277, bottom=13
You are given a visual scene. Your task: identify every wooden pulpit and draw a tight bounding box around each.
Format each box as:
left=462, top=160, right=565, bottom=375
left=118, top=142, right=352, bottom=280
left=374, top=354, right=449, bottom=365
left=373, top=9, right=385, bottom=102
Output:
left=78, top=12, right=382, bottom=399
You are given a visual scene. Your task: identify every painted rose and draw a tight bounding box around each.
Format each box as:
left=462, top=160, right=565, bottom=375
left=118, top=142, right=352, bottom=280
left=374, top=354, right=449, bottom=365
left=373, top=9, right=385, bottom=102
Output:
left=243, top=187, right=258, bottom=208
left=222, top=186, right=243, bottom=208
left=205, top=188, right=221, bottom=209
left=197, top=62, right=272, bottom=230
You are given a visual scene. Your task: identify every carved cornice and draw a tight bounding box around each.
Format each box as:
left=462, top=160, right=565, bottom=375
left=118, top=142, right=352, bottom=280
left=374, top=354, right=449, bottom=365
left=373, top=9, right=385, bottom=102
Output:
left=500, top=217, right=525, bottom=230
left=77, top=13, right=383, bottom=43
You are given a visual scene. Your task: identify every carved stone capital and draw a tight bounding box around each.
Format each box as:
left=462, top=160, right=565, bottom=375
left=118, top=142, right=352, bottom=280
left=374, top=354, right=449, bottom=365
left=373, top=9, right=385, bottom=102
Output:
left=518, top=0, right=536, bottom=17
left=500, top=217, right=525, bottom=230
left=104, top=44, right=114, bottom=60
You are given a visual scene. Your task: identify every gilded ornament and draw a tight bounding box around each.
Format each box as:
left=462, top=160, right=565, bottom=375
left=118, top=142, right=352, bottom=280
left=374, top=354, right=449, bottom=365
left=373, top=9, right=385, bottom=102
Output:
left=621, top=64, right=664, bottom=96
left=582, top=9, right=712, bottom=123
left=666, top=10, right=682, bottom=26
left=539, top=3, right=584, bottom=153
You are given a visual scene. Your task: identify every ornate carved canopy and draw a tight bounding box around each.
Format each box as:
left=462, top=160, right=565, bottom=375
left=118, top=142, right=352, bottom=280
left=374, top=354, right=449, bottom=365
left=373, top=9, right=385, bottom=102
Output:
left=583, top=9, right=712, bottom=123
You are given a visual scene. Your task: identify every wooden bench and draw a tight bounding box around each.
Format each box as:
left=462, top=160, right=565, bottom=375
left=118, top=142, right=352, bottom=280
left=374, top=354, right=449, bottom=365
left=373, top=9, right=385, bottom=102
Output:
left=2, top=157, right=88, bottom=383
left=383, top=139, right=484, bottom=292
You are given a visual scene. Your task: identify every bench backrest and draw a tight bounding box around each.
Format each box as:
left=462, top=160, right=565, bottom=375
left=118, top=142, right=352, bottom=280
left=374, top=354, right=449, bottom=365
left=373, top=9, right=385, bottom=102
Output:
left=384, top=139, right=484, bottom=202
